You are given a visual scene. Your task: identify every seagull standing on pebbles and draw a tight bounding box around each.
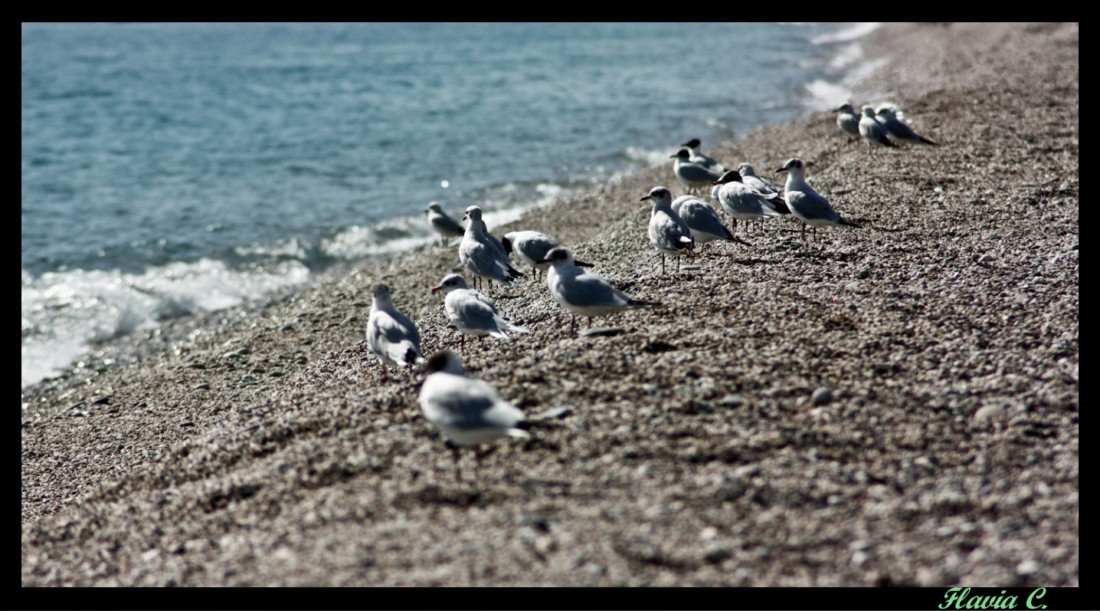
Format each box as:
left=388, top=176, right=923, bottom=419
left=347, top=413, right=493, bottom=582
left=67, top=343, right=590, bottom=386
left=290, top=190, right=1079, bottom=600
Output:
left=859, top=105, right=899, bottom=148
left=501, top=230, right=560, bottom=282
left=835, top=103, right=861, bottom=139
left=459, top=206, right=522, bottom=290
left=418, top=350, right=529, bottom=479
left=432, top=273, right=528, bottom=351
left=671, top=195, right=750, bottom=253
left=537, top=246, right=660, bottom=334
left=366, top=283, right=424, bottom=381
left=643, top=186, right=695, bottom=274
left=670, top=148, right=723, bottom=196
left=680, top=138, right=725, bottom=173
left=735, top=162, right=790, bottom=215
left=713, top=169, right=786, bottom=234
left=426, top=202, right=465, bottom=245
left=775, top=158, right=860, bottom=240
left=875, top=107, right=938, bottom=145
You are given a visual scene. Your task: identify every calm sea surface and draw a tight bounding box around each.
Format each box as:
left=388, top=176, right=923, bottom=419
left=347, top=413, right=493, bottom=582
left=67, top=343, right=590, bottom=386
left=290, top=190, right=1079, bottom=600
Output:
left=22, top=22, right=881, bottom=388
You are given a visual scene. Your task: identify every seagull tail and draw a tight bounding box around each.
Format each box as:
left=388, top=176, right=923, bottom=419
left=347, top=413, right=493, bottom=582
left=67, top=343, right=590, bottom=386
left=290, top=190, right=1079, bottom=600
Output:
left=506, top=264, right=523, bottom=279
left=404, top=347, right=425, bottom=367
left=839, top=217, right=861, bottom=229
left=506, top=427, right=531, bottom=439
left=505, top=322, right=531, bottom=335
left=628, top=298, right=661, bottom=308
left=918, top=135, right=938, bottom=146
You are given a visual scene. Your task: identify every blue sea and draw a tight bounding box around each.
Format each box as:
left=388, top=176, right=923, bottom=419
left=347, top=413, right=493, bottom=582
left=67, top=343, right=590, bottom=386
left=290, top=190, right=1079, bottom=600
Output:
left=21, top=22, right=883, bottom=388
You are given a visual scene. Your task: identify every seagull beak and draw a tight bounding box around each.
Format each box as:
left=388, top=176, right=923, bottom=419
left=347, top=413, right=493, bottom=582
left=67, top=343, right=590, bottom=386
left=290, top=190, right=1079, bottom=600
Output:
left=575, top=260, right=593, bottom=267
left=431, top=285, right=442, bottom=293
left=712, top=179, right=722, bottom=185
left=533, top=258, right=548, bottom=265
left=775, top=167, right=787, bottom=174
left=640, top=195, right=651, bottom=202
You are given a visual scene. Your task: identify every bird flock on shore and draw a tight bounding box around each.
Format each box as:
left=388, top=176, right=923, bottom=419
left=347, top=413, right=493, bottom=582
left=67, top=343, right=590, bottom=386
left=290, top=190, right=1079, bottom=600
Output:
left=363, top=102, right=939, bottom=472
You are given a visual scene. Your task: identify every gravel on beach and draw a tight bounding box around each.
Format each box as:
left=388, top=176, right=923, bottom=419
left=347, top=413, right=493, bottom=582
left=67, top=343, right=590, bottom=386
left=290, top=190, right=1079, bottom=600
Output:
left=21, top=23, right=1078, bottom=587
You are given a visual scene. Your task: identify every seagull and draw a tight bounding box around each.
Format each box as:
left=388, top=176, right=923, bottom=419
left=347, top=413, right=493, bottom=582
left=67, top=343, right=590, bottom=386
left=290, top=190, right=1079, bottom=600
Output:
left=670, top=148, right=723, bottom=196
left=417, top=350, right=529, bottom=478
left=432, top=273, right=528, bottom=351
left=735, top=162, right=790, bottom=215
left=835, top=103, right=861, bottom=139
left=671, top=195, right=750, bottom=253
left=459, top=206, right=522, bottom=291
left=712, top=169, right=786, bottom=234
left=643, top=186, right=695, bottom=274
left=501, top=230, right=560, bottom=282
left=875, top=107, right=938, bottom=145
left=426, top=202, right=465, bottom=245
left=775, top=158, right=860, bottom=240
left=537, top=246, right=660, bottom=334
left=366, top=283, right=424, bottom=381
left=859, top=105, right=899, bottom=148
left=680, top=138, right=725, bottom=172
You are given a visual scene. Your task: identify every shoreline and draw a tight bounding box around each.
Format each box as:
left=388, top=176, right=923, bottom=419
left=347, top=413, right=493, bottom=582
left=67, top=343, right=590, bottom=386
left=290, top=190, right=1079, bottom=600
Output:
left=22, top=23, right=1078, bottom=586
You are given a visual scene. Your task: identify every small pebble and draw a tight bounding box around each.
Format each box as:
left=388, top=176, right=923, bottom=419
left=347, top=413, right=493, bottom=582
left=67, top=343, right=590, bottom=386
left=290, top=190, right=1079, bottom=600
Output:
left=811, top=387, right=833, bottom=405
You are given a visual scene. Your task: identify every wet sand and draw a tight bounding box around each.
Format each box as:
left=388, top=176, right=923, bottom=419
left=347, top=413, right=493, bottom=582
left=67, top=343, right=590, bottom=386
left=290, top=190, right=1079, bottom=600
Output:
left=22, top=23, right=1078, bottom=587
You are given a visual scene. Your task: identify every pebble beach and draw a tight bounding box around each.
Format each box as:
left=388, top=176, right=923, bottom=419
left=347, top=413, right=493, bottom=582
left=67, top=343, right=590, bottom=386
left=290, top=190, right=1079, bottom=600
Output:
left=21, top=22, right=1079, bottom=588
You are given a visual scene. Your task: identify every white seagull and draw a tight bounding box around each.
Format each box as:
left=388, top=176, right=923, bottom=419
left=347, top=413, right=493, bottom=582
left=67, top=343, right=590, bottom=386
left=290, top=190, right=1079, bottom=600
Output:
left=835, top=103, right=861, bottom=139
left=643, top=186, right=695, bottom=274
left=671, top=195, right=750, bottom=253
left=875, top=107, right=938, bottom=145
left=680, top=138, right=725, bottom=172
left=735, top=162, right=790, bottom=215
left=775, top=158, right=860, bottom=240
left=432, top=273, right=528, bottom=351
left=426, top=202, right=465, bottom=245
left=459, top=205, right=522, bottom=290
left=501, top=230, right=560, bottom=281
left=859, top=105, right=899, bottom=148
left=418, top=350, right=529, bottom=477
left=537, top=246, right=660, bottom=334
left=366, top=283, right=424, bottom=381
left=670, top=148, right=723, bottom=196
left=712, top=169, right=786, bottom=234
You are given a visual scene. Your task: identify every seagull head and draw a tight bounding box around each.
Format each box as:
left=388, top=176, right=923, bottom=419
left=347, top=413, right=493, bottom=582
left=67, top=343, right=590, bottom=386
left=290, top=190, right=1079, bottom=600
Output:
left=535, top=247, right=592, bottom=269
left=641, top=186, right=674, bottom=209
left=463, top=205, right=483, bottom=222
left=431, top=273, right=469, bottom=294
left=836, top=103, right=855, bottom=114
left=669, top=148, right=693, bottom=161
left=861, top=105, right=877, bottom=118
left=424, top=350, right=466, bottom=376
left=680, top=138, right=702, bottom=149
left=500, top=235, right=514, bottom=255
left=875, top=106, right=897, bottom=119
left=426, top=202, right=443, bottom=213
left=714, top=169, right=743, bottom=185
left=775, top=158, right=806, bottom=177
left=735, top=162, right=757, bottom=177
left=372, top=282, right=395, bottom=305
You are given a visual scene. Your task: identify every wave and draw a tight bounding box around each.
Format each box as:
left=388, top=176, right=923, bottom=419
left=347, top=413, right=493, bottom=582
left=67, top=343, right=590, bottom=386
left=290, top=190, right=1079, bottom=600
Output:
left=21, top=258, right=310, bottom=388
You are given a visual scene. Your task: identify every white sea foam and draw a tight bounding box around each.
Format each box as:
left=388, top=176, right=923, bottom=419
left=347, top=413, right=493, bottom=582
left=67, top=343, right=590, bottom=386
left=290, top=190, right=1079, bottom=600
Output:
left=810, top=22, right=882, bottom=45
left=21, top=258, right=310, bottom=388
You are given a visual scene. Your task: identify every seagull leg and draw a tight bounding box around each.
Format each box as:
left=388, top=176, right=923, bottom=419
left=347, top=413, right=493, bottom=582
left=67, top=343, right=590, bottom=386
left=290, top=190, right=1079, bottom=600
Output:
left=588, top=317, right=593, bottom=328
left=445, top=439, right=463, bottom=481
left=571, top=314, right=576, bottom=335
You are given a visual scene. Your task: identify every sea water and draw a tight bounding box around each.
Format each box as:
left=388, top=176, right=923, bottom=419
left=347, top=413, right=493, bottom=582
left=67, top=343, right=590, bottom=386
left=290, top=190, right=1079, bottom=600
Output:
left=21, top=22, right=880, bottom=388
